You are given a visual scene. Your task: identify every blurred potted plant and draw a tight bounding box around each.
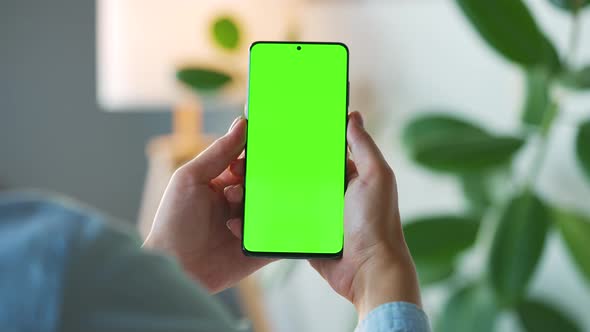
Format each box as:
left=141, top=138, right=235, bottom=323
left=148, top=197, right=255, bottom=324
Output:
left=176, top=15, right=239, bottom=94
left=401, top=1, right=590, bottom=331
left=176, top=12, right=299, bottom=96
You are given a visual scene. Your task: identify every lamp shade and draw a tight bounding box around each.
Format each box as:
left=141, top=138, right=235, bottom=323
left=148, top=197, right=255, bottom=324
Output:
left=97, top=0, right=297, bottom=111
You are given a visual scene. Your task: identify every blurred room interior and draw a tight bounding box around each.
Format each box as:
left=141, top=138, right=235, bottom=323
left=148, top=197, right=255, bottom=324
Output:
left=1, top=0, right=590, bottom=331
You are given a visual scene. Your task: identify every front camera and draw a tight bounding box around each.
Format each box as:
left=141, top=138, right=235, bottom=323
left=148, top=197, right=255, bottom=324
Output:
left=297, top=46, right=302, bottom=51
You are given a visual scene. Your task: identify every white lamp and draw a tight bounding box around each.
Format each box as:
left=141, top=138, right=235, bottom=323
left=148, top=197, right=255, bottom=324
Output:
left=96, top=0, right=299, bottom=235
left=97, top=0, right=298, bottom=160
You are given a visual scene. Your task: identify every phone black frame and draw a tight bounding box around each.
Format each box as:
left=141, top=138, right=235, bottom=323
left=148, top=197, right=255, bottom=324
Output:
left=242, top=41, right=350, bottom=259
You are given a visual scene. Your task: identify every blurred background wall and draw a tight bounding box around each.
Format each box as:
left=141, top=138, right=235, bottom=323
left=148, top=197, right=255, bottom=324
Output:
left=1, top=0, right=589, bottom=331
left=0, top=0, right=167, bottom=221
left=0, top=0, right=238, bottom=222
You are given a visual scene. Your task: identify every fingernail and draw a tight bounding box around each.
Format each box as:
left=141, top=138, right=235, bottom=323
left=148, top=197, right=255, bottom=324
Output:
left=228, top=116, right=242, bottom=133
left=235, top=185, right=244, bottom=201
left=226, top=218, right=239, bottom=229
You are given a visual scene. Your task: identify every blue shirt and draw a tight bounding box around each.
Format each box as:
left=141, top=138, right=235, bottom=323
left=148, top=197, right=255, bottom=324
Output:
left=0, top=192, right=430, bottom=332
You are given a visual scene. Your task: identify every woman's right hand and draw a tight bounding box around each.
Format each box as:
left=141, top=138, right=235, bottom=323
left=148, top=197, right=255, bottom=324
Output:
left=309, top=111, right=422, bottom=322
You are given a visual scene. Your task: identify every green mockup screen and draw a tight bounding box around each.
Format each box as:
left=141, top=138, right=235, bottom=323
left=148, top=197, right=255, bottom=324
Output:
left=243, top=42, right=348, bottom=256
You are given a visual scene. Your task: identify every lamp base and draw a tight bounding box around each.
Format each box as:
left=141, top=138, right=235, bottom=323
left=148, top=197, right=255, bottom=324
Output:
left=138, top=100, right=213, bottom=236
left=170, top=99, right=212, bottom=167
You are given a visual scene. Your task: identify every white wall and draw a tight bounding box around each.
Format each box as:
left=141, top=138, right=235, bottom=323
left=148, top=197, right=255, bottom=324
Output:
left=259, top=1, right=590, bottom=331
left=0, top=0, right=172, bottom=221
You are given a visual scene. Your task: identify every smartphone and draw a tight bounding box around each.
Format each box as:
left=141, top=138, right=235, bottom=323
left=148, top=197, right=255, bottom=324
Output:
left=243, top=41, right=349, bottom=258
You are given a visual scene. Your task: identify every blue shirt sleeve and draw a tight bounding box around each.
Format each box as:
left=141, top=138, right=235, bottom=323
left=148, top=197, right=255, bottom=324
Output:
left=0, top=191, right=250, bottom=332
left=354, top=302, right=431, bottom=332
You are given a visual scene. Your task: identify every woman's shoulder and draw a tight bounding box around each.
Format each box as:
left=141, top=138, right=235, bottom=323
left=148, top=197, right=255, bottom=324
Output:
left=0, top=190, right=135, bottom=332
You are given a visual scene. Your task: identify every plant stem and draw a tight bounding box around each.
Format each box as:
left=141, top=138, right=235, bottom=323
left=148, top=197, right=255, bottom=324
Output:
left=522, top=103, right=556, bottom=192
left=469, top=3, right=584, bottom=312
left=522, top=6, right=583, bottom=191
left=566, top=7, right=581, bottom=69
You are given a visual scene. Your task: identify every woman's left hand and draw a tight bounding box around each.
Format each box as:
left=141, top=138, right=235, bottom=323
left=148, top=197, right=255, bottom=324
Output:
left=143, top=117, right=272, bottom=293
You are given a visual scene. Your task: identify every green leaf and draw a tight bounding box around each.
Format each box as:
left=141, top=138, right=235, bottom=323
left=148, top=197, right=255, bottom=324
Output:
left=414, top=260, right=455, bottom=285
left=522, top=68, right=551, bottom=126
left=404, top=215, right=480, bottom=259
left=548, top=0, right=589, bottom=12
left=455, top=0, right=560, bottom=69
left=576, top=120, right=590, bottom=181
left=561, top=66, right=590, bottom=90
left=404, top=215, right=479, bottom=285
left=438, top=284, right=498, bottom=332
left=489, top=193, right=550, bottom=305
left=460, top=173, right=493, bottom=216
left=176, top=68, right=232, bottom=91
left=211, top=16, right=240, bottom=50
left=555, top=209, right=590, bottom=282
left=402, top=115, right=525, bottom=173
left=517, top=298, right=581, bottom=332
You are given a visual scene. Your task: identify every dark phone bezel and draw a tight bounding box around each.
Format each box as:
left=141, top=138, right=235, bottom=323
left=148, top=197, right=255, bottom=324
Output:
left=242, top=41, right=350, bottom=259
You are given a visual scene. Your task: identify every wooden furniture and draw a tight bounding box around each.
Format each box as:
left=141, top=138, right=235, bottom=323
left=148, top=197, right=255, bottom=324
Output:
left=137, top=102, right=212, bottom=238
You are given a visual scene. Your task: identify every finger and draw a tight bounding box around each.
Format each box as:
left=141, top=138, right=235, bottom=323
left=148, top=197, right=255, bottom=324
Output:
left=347, top=111, right=388, bottom=176
left=227, top=218, right=278, bottom=268
left=184, top=117, right=247, bottom=182
left=212, top=166, right=243, bottom=191
left=346, top=158, right=358, bottom=182
left=224, top=184, right=244, bottom=204
left=230, top=158, right=246, bottom=177
left=211, top=157, right=244, bottom=191
left=228, top=116, right=241, bottom=132
left=224, top=184, right=244, bottom=225
left=226, top=218, right=243, bottom=239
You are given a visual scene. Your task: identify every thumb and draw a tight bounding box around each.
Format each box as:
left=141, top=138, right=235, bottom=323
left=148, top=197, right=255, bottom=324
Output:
left=184, top=117, right=247, bottom=182
left=347, top=111, right=388, bottom=177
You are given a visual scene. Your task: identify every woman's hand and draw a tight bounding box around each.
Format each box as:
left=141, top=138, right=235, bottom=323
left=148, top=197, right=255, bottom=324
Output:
left=144, top=111, right=422, bottom=321
left=309, top=111, right=421, bottom=321
left=143, top=117, right=272, bottom=293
